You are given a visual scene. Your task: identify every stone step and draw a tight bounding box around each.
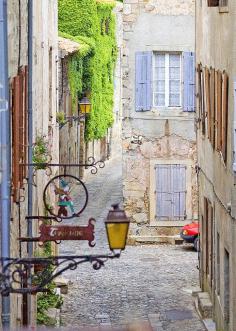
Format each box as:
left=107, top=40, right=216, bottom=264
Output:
left=196, top=292, right=213, bottom=319
left=129, top=235, right=184, bottom=245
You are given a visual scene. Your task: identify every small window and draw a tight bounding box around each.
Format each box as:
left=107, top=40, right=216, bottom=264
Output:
left=207, top=0, right=219, bottom=6
left=153, top=53, right=181, bottom=108
left=219, top=0, right=228, bottom=6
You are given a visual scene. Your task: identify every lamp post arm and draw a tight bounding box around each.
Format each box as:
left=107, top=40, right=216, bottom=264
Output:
left=0, top=253, right=121, bottom=295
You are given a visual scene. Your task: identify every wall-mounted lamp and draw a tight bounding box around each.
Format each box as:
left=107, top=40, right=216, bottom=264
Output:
left=79, top=95, right=92, bottom=115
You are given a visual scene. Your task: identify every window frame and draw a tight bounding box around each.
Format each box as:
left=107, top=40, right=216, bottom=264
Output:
left=152, top=52, right=182, bottom=109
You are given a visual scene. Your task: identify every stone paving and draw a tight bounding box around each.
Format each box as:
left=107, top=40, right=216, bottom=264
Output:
left=59, top=157, right=205, bottom=331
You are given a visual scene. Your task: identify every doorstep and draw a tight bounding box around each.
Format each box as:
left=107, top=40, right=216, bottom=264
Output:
left=128, top=235, right=184, bottom=245
left=195, top=292, right=216, bottom=331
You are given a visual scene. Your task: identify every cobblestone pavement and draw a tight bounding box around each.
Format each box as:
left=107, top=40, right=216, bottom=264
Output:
left=59, top=157, right=205, bottom=331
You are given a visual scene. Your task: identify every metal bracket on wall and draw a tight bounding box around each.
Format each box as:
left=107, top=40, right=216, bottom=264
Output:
left=0, top=252, right=120, bottom=295
left=21, top=156, right=105, bottom=175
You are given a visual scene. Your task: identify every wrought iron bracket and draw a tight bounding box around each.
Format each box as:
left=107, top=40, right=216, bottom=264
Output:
left=22, top=156, right=105, bottom=175
left=0, top=252, right=120, bottom=295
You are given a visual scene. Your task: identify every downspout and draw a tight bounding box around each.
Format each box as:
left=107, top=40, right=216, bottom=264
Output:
left=0, top=0, right=11, bottom=329
left=27, top=0, right=33, bottom=326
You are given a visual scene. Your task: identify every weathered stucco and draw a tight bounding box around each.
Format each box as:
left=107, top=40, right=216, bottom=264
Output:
left=122, top=0, right=197, bottom=242
left=196, top=1, right=236, bottom=330
left=5, top=0, right=59, bottom=327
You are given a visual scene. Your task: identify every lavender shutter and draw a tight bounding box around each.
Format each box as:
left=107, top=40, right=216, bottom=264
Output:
left=156, top=165, right=172, bottom=221
left=135, top=52, right=152, bottom=112
left=156, top=164, right=186, bottom=221
left=172, top=165, right=186, bottom=220
left=183, top=52, right=195, bottom=112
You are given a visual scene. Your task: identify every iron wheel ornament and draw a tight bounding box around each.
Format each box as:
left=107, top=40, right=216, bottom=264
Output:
left=43, top=174, right=88, bottom=219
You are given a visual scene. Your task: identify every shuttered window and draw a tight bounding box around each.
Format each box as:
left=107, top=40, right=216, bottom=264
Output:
left=198, top=64, right=228, bottom=164
left=135, top=52, right=152, bottom=111
left=183, top=52, right=195, bottom=112
left=11, top=66, right=28, bottom=201
left=155, top=164, right=186, bottom=221
left=208, top=0, right=219, bottom=6
left=219, top=0, right=228, bottom=6
left=135, top=51, right=195, bottom=112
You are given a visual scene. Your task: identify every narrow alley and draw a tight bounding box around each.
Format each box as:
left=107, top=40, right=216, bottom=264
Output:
left=60, top=158, right=205, bottom=331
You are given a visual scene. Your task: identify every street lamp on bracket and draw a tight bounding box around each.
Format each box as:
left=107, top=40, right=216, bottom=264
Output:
left=57, top=94, right=92, bottom=128
left=78, top=94, right=92, bottom=115
left=0, top=202, right=130, bottom=295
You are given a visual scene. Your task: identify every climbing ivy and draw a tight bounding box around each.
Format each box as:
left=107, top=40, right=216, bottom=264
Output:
left=36, top=242, right=64, bottom=326
left=58, top=0, right=117, bottom=141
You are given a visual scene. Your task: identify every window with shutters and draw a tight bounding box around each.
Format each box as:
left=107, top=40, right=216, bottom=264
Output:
left=155, top=164, right=187, bottom=221
left=11, top=66, right=28, bottom=202
left=207, top=0, right=219, bottom=6
left=135, top=51, right=195, bottom=112
left=197, top=64, right=228, bottom=163
left=219, top=0, right=228, bottom=6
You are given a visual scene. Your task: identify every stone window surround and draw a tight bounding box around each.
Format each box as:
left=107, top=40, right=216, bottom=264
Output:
left=149, top=158, right=194, bottom=227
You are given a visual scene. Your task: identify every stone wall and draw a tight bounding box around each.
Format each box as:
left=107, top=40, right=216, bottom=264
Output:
left=58, top=54, right=80, bottom=178
left=122, top=0, right=197, bottom=242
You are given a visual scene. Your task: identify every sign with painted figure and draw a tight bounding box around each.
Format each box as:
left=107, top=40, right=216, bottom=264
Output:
left=38, top=219, right=96, bottom=246
left=43, top=174, right=89, bottom=219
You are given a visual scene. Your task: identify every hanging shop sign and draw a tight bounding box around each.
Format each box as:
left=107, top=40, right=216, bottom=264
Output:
left=43, top=174, right=89, bottom=219
left=19, top=219, right=96, bottom=247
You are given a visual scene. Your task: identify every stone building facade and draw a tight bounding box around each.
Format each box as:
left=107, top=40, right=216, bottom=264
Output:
left=122, top=0, right=198, bottom=243
left=2, top=0, right=59, bottom=328
left=196, top=1, right=236, bottom=330
left=58, top=37, right=81, bottom=178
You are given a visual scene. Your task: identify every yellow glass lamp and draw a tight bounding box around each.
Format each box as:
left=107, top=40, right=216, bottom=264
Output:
left=105, top=204, right=130, bottom=251
left=79, top=96, right=91, bottom=114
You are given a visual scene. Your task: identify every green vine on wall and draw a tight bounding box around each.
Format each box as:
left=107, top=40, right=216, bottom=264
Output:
left=58, top=0, right=117, bottom=141
left=36, top=242, right=64, bottom=326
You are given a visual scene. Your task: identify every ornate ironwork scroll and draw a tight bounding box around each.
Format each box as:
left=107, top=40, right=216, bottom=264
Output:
left=0, top=252, right=120, bottom=295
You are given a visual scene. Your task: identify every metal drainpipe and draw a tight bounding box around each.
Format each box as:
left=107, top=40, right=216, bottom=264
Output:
left=0, top=0, right=11, bottom=329
left=27, top=0, right=33, bottom=326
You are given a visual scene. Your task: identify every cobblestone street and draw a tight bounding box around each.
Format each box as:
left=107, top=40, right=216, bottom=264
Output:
left=60, top=157, right=205, bottom=331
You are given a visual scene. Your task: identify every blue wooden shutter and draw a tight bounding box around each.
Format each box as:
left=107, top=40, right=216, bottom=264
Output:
left=155, top=165, right=172, bottom=221
left=135, top=52, right=152, bottom=111
left=183, top=52, right=195, bottom=112
left=172, top=165, right=186, bottom=220
left=156, top=164, right=186, bottom=221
